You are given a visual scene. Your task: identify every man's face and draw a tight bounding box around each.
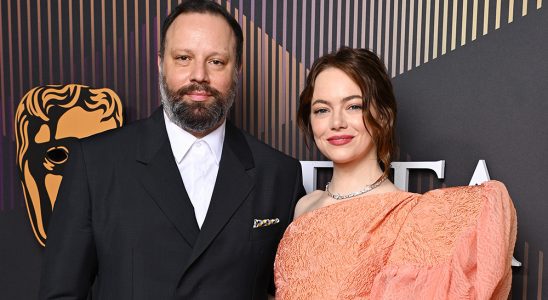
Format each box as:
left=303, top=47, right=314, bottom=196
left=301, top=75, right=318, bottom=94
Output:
left=21, top=105, right=120, bottom=246
left=159, top=12, right=238, bottom=137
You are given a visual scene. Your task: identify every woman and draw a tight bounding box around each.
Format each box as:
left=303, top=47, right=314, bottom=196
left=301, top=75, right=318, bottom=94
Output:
left=274, top=47, right=517, bottom=299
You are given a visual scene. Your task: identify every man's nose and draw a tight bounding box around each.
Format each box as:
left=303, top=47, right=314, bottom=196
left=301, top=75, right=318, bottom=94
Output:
left=189, top=61, right=210, bottom=83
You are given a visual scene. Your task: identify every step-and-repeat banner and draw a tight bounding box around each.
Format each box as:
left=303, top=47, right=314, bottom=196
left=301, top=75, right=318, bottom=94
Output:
left=1, top=1, right=546, bottom=298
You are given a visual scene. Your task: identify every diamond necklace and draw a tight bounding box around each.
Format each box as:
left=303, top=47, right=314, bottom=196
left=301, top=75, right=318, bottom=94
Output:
left=325, top=176, right=387, bottom=200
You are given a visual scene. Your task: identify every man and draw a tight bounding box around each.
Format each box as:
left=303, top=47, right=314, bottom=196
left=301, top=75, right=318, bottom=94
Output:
left=39, top=1, right=305, bottom=299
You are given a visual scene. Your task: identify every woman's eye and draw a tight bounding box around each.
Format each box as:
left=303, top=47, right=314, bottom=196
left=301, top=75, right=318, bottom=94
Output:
left=348, top=104, right=362, bottom=110
left=313, top=108, right=329, bottom=114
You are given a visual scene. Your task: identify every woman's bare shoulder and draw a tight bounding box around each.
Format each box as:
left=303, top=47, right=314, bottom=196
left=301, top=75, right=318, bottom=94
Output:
left=294, top=190, right=325, bottom=219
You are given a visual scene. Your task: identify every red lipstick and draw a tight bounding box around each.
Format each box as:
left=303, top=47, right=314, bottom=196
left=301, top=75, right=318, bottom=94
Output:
left=327, top=135, right=353, bottom=145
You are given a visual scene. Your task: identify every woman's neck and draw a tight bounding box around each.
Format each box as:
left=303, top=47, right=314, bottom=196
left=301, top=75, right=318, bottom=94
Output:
left=329, top=158, right=385, bottom=195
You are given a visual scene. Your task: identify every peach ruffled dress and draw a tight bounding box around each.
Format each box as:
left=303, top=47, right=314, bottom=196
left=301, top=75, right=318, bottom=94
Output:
left=274, top=181, right=517, bottom=299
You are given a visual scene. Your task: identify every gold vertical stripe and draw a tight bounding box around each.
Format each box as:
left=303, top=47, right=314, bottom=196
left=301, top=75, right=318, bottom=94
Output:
left=16, top=0, right=22, bottom=95
left=451, top=0, right=458, bottom=50
left=483, top=0, right=490, bottom=35
left=266, top=37, right=272, bottom=143
left=135, top=0, right=140, bottom=116
left=319, top=0, right=324, bottom=57
left=38, top=0, right=43, bottom=84
left=68, top=0, right=74, bottom=81
left=168, top=1, right=171, bottom=16
left=290, top=55, right=296, bottom=155
left=265, top=33, right=271, bottom=143
left=297, top=63, right=304, bottom=157
left=343, top=0, right=349, bottom=46
left=391, top=0, right=399, bottom=77
left=113, top=0, right=118, bottom=92
left=234, top=7, right=240, bottom=128
left=264, top=29, right=269, bottom=141
left=156, top=1, right=160, bottom=53
left=336, top=0, right=342, bottom=47
left=361, top=0, right=366, bottom=48
left=146, top=0, right=151, bottom=115
left=353, top=0, right=358, bottom=47
left=416, top=0, right=423, bottom=67
left=27, top=0, right=33, bottom=85
left=286, top=0, right=291, bottom=151
left=102, top=0, right=106, bottom=85
left=47, top=0, right=53, bottom=81
left=523, top=242, right=529, bottom=300
left=257, top=27, right=261, bottom=137
left=345, top=0, right=350, bottom=46
left=91, top=0, right=96, bottom=85
left=57, top=0, right=63, bottom=83
left=124, top=1, right=129, bottom=107
left=0, top=0, right=4, bottom=136
left=433, top=0, right=439, bottom=59
left=472, top=0, right=478, bottom=40
left=523, top=0, right=528, bottom=16
left=538, top=0, right=543, bottom=9
left=384, top=0, right=390, bottom=63
left=462, top=0, right=468, bottom=46
left=539, top=251, right=544, bottom=300
left=250, top=20, right=255, bottom=135
left=242, top=15, right=247, bottom=132
left=424, top=0, right=431, bottom=63
left=441, top=0, right=448, bottom=55
left=310, top=0, right=316, bottom=64
left=376, top=0, right=382, bottom=55
left=509, top=0, right=515, bottom=23
left=400, top=0, right=407, bottom=73
left=272, top=40, right=276, bottom=146
left=495, top=0, right=501, bottom=29
left=280, top=48, right=286, bottom=151
left=408, top=0, right=415, bottom=70
left=369, top=0, right=374, bottom=50
left=80, top=0, right=84, bottom=82
left=328, top=0, right=333, bottom=53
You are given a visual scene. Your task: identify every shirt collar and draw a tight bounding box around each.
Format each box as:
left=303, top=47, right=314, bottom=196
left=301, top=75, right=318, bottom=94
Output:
left=164, top=111, right=226, bottom=165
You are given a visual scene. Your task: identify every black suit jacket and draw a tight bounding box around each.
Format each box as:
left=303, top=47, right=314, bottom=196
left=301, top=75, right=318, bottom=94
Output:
left=39, top=108, right=305, bottom=299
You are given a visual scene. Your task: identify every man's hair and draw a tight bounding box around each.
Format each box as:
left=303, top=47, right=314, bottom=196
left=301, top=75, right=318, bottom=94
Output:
left=159, top=0, right=244, bottom=67
left=297, top=47, right=398, bottom=179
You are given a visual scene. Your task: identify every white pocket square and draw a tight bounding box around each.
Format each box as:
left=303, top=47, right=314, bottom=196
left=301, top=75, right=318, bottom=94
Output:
left=253, top=218, right=280, bottom=228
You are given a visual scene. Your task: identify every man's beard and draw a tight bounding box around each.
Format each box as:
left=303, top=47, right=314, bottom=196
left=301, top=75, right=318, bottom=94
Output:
left=159, top=70, right=237, bottom=134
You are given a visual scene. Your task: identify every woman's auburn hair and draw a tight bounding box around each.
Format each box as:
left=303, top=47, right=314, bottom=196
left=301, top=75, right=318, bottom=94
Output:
left=297, top=47, right=397, bottom=179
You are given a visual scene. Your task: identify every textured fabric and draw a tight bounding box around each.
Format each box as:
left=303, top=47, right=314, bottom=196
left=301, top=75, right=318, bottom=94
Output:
left=274, top=181, right=517, bottom=299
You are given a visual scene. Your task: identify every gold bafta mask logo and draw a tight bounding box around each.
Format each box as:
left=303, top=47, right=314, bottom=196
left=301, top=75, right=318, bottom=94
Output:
left=15, top=84, right=124, bottom=246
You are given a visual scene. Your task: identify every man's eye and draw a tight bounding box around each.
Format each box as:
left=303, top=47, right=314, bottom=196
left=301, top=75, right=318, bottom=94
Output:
left=176, top=55, right=190, bottom=61
left=210, top=59, right=224, bottom=65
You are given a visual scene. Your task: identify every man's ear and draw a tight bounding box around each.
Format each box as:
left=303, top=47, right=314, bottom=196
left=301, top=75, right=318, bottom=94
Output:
left=157, top=54, right=162, bottom=73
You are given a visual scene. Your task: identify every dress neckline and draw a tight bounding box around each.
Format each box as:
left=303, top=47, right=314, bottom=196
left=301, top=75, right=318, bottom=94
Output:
left=294, top=190, right=416, bottom=223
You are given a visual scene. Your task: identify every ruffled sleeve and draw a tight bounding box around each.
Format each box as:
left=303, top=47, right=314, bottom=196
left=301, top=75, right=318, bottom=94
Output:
left=369, top=180, right=517, bottom=299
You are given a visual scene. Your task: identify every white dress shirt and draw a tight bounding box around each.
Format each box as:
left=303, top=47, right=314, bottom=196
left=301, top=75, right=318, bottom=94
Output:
left=164, top=112, right=225, bottom=228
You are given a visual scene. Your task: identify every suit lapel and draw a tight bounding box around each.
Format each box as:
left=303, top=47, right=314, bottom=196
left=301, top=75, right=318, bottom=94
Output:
left=135, top=108, right=200, bottom=247
left=185, top=122, right=255, bottom=269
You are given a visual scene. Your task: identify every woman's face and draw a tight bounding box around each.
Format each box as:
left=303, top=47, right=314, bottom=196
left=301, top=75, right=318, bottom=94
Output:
left=310, top=67, right=377, bottom=165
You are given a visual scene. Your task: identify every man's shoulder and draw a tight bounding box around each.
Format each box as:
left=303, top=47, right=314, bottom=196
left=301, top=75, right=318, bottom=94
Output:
left=77, top=114, right=162, bottom=161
